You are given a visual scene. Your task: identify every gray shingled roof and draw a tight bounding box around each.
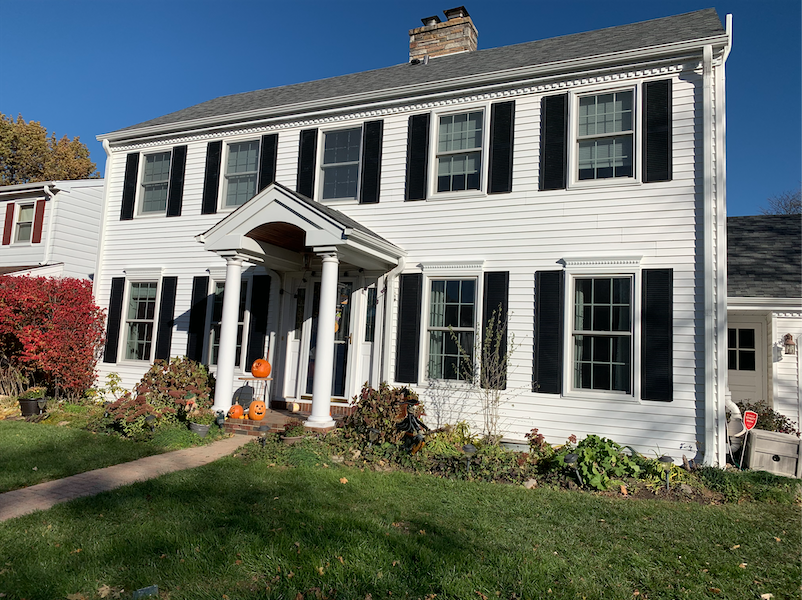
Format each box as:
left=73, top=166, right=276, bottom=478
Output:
left=727, top=215, right=802, bottom=298
left=114, top=9, right=724, bottom=135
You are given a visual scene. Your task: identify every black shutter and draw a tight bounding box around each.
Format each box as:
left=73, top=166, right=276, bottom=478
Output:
left=540, top=94, right=567, bottom=191
left=297, top=129, right=318, bottom=198
left=359, top=120, right=383, bottom=204
left=643, top=79, right=673, bottom=183
left=533, top=270, right=564, bottom=393
left=405, top=113, right=430, bottom=201
left=186, top=276, right=209, bottom=362
left=103, top=277, right=125, bottom=363
left=395, top=273, right=423, bottom=383
left=166, top=146, right=187, bottom=217
left=245, top=275, right=271, bottom=368
left=201, top=141, right=222, bottom=215
left=482, top=271, right=510, bottom=389
left=488, top=101, right=515, bottom=194
left=258, top=134, right=278, bottom=192
left=641, top=269, right=673, bottom=401
left=120, top=153, right=139, bottom=220
left=154, top=276, right=177, bottom=360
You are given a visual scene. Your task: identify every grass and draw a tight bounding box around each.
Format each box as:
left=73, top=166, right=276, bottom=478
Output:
left=0, top=414, right=225, bottom=493
left=0, top=442, right=799, bottom=600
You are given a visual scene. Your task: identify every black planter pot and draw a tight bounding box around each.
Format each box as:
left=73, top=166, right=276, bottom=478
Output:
left=19, top=398, right=46, bottom=417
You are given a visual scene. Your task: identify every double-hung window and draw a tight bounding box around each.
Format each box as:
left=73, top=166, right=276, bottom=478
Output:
left=209, top=281, right=248, bottom=366
left=224, top=141, right=259, bottom=208
left=321, top=127, right=361, bottom=200
left=576, top=90, right=634, bottom=181
left=436, top=111, right=483, bottom=193
left=140, top=152, right=171, bottom=213
left=572, top=277, right=632, bottom=393
left=125, top=282, right=158, bottom=360
left=15, top=204, right=34, bottom=242
left=427, top=279, right=476, bottom=380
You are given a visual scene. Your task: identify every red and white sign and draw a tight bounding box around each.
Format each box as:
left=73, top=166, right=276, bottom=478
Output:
left=743, top=411, right=758, bottom=431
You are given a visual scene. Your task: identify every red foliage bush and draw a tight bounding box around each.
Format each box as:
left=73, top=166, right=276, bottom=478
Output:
left=0, top=276, right=105, bottom=399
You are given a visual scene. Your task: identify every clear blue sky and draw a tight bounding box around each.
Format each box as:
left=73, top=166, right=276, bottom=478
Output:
left=1, top=0, right=799, bottom=216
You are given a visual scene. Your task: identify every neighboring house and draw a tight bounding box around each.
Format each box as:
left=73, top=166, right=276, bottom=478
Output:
left=0, top=179, right=104, bottom=279
left=727, top=215, right=802, bottom=430
left=94, top=7, right=733, bottom=464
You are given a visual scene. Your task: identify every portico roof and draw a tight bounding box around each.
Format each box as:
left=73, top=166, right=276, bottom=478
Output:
left=196, top=183, right=405, bottom=271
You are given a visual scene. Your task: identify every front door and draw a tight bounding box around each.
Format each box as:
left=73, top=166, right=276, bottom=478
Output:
left=728, top=320, right=766, bottom=404
left=304, top=280, right=354, bottom=398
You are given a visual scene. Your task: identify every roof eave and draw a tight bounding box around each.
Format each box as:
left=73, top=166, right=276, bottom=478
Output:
left=98, top=33, right=729, bottom=144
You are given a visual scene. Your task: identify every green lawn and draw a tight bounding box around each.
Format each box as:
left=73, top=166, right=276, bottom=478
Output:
left=1, top=450, right=799, bottom=600
left=0, top=418, right=224, bottom=493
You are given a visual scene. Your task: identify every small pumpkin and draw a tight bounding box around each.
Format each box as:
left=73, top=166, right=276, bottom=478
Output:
left=228, top=404, right=244, bottom=419
left=249, top=400, right=267, bottom=421
left=251, top=358, right=271, bottom=378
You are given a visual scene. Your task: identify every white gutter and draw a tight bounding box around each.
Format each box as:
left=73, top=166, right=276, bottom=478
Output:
left=40, top=184, right=56, bottom=266
left=702, top=44, right=716, bottom=466
left=380, top=257, right=406, bottom=382
left=92, top=139, right=114, bottom=298
left=98, top=35, right=729, bottom=144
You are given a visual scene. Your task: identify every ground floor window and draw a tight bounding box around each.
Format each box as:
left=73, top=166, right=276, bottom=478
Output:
left=427, top=278, right=476, bottom=380
left=125, top=282, right=158, bottom=360
left=572, top=276, right=632, bottom=392
left=209, top=281, right=248, bottom=367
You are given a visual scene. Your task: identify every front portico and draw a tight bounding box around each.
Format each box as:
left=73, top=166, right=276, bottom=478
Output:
left=197, top=183, right=404, bottom=429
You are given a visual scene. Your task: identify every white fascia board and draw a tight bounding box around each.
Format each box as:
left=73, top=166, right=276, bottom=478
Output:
left=0, top=182, right=57, bottom=199
left=98, top=35, right=729, bottom=144
left=728, top=297, right=802, bottom=311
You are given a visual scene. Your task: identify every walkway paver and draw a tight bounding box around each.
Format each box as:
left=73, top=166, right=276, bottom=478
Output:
left=0, top=435, right=252, bottom=522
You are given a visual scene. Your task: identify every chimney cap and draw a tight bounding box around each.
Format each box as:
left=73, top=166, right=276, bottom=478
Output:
left=420, top=15, right=442, bottom=27
left=443, top=6, right=470, bottom=20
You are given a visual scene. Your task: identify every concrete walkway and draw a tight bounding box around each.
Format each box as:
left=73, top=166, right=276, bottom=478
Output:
left=0, top=435, right=252, bottom=522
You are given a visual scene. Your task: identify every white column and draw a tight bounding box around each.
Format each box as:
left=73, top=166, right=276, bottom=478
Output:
left=212, top=255, right=243, bottom=414
left=307, top=252, right=338, bottom=429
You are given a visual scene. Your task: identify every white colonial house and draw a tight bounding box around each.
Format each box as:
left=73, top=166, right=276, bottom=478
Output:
left=0, top=179, right=104, bottom=279
left=93, top=7, right=734, bottom=464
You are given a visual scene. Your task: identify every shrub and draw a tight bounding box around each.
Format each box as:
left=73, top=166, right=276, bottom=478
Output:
left=104, top=392, right=177, bottom=439
left=555, top=434, right=641, bottom=490
left=736, top=400, right=801, bottom=437
left=135, top=356, right=215, bottom=417
left=283, top=420, right=306, bottom=437
left=345, top=383, right=423, bottom=445
left=0, top=276, right=105, bottom=400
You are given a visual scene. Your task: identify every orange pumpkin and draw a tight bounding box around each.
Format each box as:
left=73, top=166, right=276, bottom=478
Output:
left=228, top=404, right=244, bottom=419
left=249, top=400, right=267, bottom=421
left=251, top=358, right=271, bottom=378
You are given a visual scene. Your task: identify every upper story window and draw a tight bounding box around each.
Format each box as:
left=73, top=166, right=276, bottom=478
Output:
left=436, top=111, right=483, bottom=193
left=224, top=141, right=259, bottom=208
left=15, top=203, right=34, bottom=242
left=577, top=91, right=633, bottom=181
left=125, top=281, right=158, bottom=361
left=427, top=278, right=476, bottom=380
left=140, top=151, right=171, bottom=214
left=572, top=276, right=632, bottom=393
left=321, top=127, right=361, bottom=200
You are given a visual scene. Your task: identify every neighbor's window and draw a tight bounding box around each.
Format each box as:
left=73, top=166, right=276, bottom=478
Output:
left=577, top=90, right=633, bottom=181
left=125, top=282, right=158, bottom=360
left=140, top=151, right=171, bottom=213
left=428, top=279, right=475, bottom=380
left=15, top=203, right=34, bottom=242
left=224, top=141, right=259, bottom=208
left=436, top=111, right=483, bottom=192
left=209, top=281, right=248, bottom=366
left=573, top=277, right=632, bottom=392
left=321, top=127, right=361, bottom=199
left=728, top=328, right=756, bottom=371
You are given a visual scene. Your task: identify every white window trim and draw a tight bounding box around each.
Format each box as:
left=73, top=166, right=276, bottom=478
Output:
left=203, top=273, right=253, bottom=374
left=14, top=202, right=35, bottom=244
left=561, top=257, right=643, bottom=402
left=567, top=83, right=643, bottom=190
left=420, top=269, right=484, bottom=383
left=120, top=278, right=162, bottom=364
left=316, top=124, right=364, bottom=203
left=428, top=103, right=490, bottom=200
left=136, top=149, right=173, bottom=217
left=219, top=138, right=260, bottom=212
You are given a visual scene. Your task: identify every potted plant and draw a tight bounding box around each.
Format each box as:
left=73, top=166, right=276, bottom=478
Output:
left=187, top=408, right=216, bottom=438
left=18, top=387, right=47, bottom=417
left=281, top=420, right=307, bottom=445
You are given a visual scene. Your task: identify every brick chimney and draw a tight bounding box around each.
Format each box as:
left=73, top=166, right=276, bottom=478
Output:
left=409, top=6, right=478, bottom=62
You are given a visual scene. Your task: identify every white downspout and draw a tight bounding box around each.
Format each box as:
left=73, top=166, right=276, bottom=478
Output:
left=380, top=257, right=406, bottom=383
left=702, top=43, right=716, bottom=466
left=40, top=184, right=56, bottom=266
left=93, top=139, right=114, bottom=297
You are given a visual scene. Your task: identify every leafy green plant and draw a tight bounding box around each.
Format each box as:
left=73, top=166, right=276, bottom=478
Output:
left=282, top=420, right=306, bottom=437
left=556, top=434, right=641, bottom=490
left=104, top=392, right=176, bottom=439
left=135, top=356, right=215, bottom=416
left=345, top=383, right=422, bottom=445
left=697, top=466, right=801, bottom=504
left=187, top=408, right=216, bottom=426
left=736, top=400, right=801, bottom=436
left=18, top=386, right=46, bottom=400
left=84, top=372, right=125, bottom=404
